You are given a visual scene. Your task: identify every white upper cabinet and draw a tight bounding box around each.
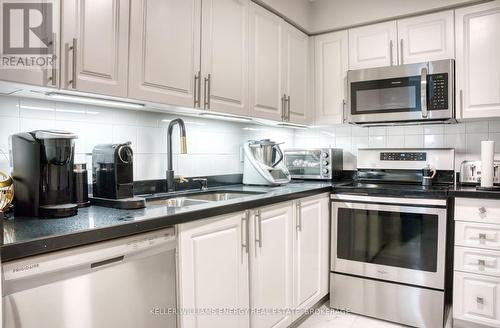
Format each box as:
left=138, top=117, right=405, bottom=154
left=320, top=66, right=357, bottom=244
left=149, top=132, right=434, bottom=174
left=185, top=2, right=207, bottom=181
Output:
left=456, top=1, right=500, bottom=119
left=128, top=0, right=201, bottom=107
left=348, top=21, right=397, bottom=70
left=201, top=0, right=249, bottom=116
left=397, top=10, right=454, bottom=65
left=282, top=23, right=310, bottom=125
left=0, top=0, right=60, bottom=87
left=314, top=30, right=348, bottom=125
left=250, top=203, right=294, bottom=328
left=178, top=211, right=250, bottom=328
left=249, top=3, right=284, bottom=121
left=61, top=0, right=129, bottom=97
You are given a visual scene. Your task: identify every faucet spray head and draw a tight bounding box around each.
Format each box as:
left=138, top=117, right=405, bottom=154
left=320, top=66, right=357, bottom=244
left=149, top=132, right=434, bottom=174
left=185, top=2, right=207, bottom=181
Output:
left=180, top=136, right=187, bottom=154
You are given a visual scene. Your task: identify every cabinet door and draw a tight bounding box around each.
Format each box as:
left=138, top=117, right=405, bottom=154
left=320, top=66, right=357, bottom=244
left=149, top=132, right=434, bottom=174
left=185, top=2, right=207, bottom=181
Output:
left=0, top=0, right=60, bottom=87
left=456, top=1, right=500, bottom=119
left=397, top=10, right=454, bottom=65
left=128, top=0, right=201, bottom=107
left=348, top=21, right=397, bottom=70
left=282, top=23, right=310, bottom=125
left=61, top=0, right=129, bottom=97
left=178, top=211, right=250, bottom=328
left=249, top=3, right=284, bottom=121
left=201, top=0, right=249, bottom=116
left=314, top=31, right=348, bottom=125
left=250, top=202, right=293, bottom=328
left=293, top=195, right=330, bottom=320
left=453, top=271, right=500, bottom=327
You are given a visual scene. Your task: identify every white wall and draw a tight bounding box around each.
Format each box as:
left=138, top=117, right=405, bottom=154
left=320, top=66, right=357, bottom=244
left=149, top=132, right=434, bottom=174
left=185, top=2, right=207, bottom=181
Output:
left=309, top=0, right=486, bottom=33
left=0, top=95, right=294, bottom=181
left=256, top=0, right=312, bottom=30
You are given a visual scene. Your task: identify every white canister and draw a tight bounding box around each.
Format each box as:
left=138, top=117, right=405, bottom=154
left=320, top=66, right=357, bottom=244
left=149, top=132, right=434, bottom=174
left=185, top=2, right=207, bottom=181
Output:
left=481, top=140, right=495, bottom=188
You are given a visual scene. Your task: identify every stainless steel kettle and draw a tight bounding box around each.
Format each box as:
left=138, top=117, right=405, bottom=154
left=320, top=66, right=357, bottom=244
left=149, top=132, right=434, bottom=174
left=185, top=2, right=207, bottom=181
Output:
left=248, top=139, right=284, bottom=168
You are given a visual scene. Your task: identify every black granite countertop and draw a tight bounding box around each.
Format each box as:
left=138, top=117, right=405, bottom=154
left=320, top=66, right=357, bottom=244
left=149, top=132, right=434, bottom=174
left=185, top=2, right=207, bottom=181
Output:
left=2, top=182, right=332, bottom=262
left=449, top=185, right=500, bottom=200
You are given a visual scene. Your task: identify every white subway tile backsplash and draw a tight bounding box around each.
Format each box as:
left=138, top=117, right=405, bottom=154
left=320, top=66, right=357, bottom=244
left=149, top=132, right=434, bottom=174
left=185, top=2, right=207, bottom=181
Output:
left=0, top=95, right=19, bottom=117
left=368, top=136, right=386, bottom=148
left=368, top=127, right=386, bottom=136
left=404, top=135, right=424, bottom=148
left=424, top=134, right=444, bottom=148
left=403, top=125, right=424, bottom=135
left=19, top=98, right=56, bottom=120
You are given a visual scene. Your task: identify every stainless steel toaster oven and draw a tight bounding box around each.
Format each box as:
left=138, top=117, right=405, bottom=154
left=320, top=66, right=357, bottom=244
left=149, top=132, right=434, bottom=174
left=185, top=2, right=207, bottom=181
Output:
left=283, top=148, right=343, bottom=180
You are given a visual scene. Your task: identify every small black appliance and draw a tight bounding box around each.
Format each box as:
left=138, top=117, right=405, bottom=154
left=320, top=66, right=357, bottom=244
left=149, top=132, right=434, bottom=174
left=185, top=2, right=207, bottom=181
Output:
left=92, top=142, right=134, bottom=199
left=10, top=130, right=78, bottom=218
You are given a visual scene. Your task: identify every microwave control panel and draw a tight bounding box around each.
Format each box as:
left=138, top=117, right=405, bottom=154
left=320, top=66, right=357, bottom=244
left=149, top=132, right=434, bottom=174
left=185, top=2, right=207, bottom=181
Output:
left=428, top=73, right=448, bottom=110
left=380, top=152, right=427, bottom=161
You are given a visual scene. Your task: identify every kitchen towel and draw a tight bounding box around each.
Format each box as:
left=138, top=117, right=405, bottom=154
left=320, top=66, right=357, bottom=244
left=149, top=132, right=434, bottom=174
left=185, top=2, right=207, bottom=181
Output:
left=481, top=140, right=495, bottom=188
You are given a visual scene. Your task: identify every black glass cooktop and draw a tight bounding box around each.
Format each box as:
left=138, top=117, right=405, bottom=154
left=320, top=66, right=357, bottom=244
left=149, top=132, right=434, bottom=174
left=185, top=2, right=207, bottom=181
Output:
left=334, top=182, right=451, bottom=199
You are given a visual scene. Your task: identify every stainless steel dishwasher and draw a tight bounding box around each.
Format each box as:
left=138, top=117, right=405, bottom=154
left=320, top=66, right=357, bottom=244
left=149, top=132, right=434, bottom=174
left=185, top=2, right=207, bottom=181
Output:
left=2, top=227, right=177, bottom=328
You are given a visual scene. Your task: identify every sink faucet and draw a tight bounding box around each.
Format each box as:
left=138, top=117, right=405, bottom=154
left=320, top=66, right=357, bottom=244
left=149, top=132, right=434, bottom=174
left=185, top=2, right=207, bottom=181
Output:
left=166, top=118, right=187, bottom=192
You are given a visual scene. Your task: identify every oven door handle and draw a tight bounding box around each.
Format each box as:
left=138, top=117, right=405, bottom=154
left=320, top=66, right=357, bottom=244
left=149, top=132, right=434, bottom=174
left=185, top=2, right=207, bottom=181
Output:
left=421, top=66, right=428, bottom=118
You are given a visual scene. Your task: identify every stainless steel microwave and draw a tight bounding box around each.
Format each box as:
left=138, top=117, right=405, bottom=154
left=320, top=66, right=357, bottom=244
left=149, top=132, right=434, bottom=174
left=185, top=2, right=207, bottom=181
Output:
left=347, top=59, right=455, bottom=125
left=283, top=148, right=343, bottom=180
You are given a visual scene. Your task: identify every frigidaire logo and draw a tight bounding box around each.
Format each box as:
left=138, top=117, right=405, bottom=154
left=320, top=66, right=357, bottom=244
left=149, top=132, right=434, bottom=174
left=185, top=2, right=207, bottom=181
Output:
left=0, top=0, right=55, bottom=69
left=12, top=263, right=39, bottom=273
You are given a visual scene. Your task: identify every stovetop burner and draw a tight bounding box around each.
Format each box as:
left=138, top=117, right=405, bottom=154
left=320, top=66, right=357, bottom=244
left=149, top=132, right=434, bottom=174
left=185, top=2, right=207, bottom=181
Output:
left=334, top=181, right=452, bottom=198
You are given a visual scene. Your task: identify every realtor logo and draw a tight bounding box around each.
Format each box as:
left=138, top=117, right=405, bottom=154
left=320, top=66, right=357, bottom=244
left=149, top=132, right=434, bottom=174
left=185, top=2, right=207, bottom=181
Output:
left=1, top=0, right=54, bottom=68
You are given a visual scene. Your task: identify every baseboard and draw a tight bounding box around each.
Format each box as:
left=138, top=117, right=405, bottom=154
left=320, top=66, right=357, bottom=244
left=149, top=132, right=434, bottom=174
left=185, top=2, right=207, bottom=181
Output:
left=288, top=294, right=329, bottom=328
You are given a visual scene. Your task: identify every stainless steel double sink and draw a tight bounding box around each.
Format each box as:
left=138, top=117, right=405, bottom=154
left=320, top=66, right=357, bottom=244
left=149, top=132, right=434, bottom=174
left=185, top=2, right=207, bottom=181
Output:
left=145, top=190, right=266, bottom=208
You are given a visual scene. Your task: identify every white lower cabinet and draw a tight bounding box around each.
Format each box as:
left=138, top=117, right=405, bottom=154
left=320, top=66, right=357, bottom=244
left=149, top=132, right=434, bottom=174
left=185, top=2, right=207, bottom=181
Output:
left=250, top=202, right=294, bottom=328
left=178, top=211, right=250, bottom=328
left=454, top=272, right=500, bottom=328
left=454, top=197, right=500, bottom=328
left=178, top=194, right=330, bottom=328
left=292, top=196, right=330, bottom=321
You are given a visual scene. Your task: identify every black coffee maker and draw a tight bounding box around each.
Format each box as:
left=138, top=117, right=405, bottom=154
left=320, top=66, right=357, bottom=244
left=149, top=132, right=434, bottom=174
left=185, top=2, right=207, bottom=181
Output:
left=10, top=130, right=78, bottom=218
left=92, top=142, right=134, bottom=199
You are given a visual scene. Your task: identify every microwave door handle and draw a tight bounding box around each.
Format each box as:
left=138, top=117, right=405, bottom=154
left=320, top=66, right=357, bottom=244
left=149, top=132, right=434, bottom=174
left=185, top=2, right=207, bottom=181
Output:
left=421, top=67, right=428, bottom=118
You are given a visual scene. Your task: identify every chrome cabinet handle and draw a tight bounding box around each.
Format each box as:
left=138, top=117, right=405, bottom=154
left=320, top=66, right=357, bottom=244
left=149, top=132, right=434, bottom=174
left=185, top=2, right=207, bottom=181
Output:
left=460, top=89, right=464, bottom=118
left=479, top=206, right=487, bottom=214
left=204, top=74, right=211, bottom=109
left=49, top=32, right=57, bottom=86
left=477, top=297, right=484, bottom=304
left=67, top=38, right=77, bottom=89
left=421, top=67, right=428, bottom=118
left=194, top=71, right=201, bottom=107
left=296, top=201, right=302, bottom=232
left=400, top=39, right=404, bottom=65
left=286, top=95, right=291, bottom=121
left=255, top=210, right=262, bottom=248
left=281, top=94, right=286, bottom=121
left=241, top=210, right=249, bottom=254
left=342, top=99, right=347, bottom=123
left=389, top=40, right=394, bottom=66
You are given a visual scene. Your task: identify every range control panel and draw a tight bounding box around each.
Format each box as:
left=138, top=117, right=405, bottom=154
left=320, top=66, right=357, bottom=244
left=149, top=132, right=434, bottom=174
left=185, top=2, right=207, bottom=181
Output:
left=380, top=152, right=427, bottom=161
left=428, top=73, right=448, bottom=110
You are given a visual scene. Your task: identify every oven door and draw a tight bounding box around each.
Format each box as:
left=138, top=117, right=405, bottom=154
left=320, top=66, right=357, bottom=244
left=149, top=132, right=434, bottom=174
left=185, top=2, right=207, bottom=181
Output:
left=331, top=195, right=447, bottom=290
left=347, top=60, right=454, bottom=124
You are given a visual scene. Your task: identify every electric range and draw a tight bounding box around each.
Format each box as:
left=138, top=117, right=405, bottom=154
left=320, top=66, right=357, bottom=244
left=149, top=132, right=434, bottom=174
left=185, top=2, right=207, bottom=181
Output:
left=330, top=148, right=455, bottom=328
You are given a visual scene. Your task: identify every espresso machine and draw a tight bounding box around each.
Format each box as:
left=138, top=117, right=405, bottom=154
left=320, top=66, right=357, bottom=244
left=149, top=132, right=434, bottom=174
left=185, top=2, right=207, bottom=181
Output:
left=10, top=130, right=78, bottom=218
left=92, top=142, right=134, bottom=199
left=243, top=139, right=291, bottom=186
